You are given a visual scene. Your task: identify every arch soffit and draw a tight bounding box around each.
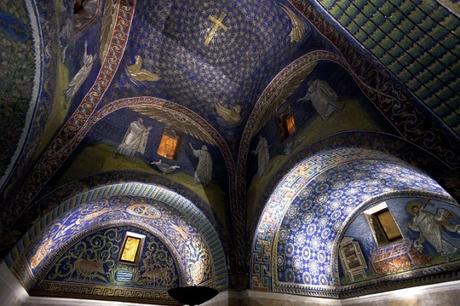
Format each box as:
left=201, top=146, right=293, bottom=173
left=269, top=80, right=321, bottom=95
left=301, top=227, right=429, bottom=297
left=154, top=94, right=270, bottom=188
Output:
left=249, top=131, right=458, bottom=238
left=8, top=182, right=228, bottom=290
left=251, top=147, right=455, bottom=294
left=34, top=170, right=226, bottom=237
left=30, top=204, right=212, bottom=289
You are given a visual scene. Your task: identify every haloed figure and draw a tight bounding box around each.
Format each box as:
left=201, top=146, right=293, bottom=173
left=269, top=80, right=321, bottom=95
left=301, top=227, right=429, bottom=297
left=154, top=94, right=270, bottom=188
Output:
left=116, top=118, right=151, bottom=158
left=189, top=143, right=213, bottom=186
left=407, top=200, right=460, bottom=257
left=298, top=79, right=344, bottom=120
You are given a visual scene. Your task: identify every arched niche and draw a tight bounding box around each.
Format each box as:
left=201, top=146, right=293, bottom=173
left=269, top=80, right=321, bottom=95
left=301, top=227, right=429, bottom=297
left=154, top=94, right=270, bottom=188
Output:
left=251, top=147, right=457, bottom=297
left=335, top=195, right=460, bottom=297
left=32, top=224, right=182, bottom=304
left=7, top=182, right=228, bottom=303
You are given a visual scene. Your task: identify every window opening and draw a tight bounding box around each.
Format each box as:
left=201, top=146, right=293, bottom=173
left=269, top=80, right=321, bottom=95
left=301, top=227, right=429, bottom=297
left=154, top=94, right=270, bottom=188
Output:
left=119, top=232, right=145, bottom=264
left=364, top=202, right=403, bottom=246
left=157, top=128, right=180, bottom=160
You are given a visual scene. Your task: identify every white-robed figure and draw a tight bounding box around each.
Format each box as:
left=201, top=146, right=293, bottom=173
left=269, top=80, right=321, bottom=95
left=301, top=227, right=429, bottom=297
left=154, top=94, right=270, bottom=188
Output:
left=407, top=200, right=460, bottom=256
left=65, top=41, right=95, bottom=101
left=298, top=79, right=344, bottom=120
left=116, top=118, right=151, bottom=158
left=252, top=135, right=269, bottom=177
left=189, top=143, right=213, bottom=186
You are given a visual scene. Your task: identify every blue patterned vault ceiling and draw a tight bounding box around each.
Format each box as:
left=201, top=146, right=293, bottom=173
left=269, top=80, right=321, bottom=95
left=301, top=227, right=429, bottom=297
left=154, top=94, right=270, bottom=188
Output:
left=276, top=158, right=447, bottom=286
left=26, top=197, right=213, bottom=287
left=0, top=0, right=460, bottom=300
left=251, top=148, right=455, bottom=296
left=305, top=0, right=460, bottom=136
left=100, top=0, right=325, bottom=140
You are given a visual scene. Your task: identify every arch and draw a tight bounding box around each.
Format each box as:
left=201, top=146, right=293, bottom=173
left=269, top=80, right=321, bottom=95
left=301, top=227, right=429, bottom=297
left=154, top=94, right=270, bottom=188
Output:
left=289, top=0, right=459, bottom=165
left=248, top=131, right=460, bottom=236
left=32, top=224, right=182, bottom=304
left=31, top=170, right=226, bottom=238
left=238, top=47, right=459, bottom=245
left=6, top=96, right=238, bottom=263
left=8, top=182, right=228, bottom=293
left=251, top=147, right=455, bottom=297
left=10, top=96, right=235, bottom=218
left=333, top=195, right=460, bottom=297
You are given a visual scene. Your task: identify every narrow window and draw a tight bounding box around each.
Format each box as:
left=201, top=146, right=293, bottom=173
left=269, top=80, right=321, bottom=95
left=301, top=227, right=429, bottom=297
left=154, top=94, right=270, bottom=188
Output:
left=157, top=128, right=180, bottom=160
left=364, top=202, right=403, bottom=246
left=120, top=232, right=145, bottom=264
left=279, top=113, right=296, bottom=140
left=284, top=113, right=296, bottom=136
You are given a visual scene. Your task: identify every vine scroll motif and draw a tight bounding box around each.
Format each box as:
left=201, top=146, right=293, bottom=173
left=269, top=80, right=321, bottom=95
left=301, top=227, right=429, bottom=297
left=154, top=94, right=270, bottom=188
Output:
left=40, top=226, right=181, bottom=302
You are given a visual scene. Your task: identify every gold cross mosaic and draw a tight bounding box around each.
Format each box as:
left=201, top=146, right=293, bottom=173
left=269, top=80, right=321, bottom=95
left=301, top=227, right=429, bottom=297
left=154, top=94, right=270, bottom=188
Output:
left=204, top=13, right=228, bottom=46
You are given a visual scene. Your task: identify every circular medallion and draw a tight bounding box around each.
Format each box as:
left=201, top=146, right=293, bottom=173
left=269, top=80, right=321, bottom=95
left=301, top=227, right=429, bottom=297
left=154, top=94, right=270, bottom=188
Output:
left=127, top=203, right=162, bottom=219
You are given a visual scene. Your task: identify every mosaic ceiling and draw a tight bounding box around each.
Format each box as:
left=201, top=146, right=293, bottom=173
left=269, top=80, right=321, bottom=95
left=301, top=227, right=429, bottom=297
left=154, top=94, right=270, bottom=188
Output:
left=251, top=148, right=457, bottom=297
left=305, top=0, right=460, bottom=135
left=101, top=0, right=317, bottom=138
left=0, top=1, right=38, bottom=188
left=0, top=0, right=459, bottom=303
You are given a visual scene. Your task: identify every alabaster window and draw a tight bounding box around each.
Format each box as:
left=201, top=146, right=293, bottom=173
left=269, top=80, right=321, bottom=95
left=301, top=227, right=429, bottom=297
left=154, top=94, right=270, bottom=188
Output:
left=157, top=128, right=180, bottom=160
left=364, top=202, right=403, bottom=246
left=279, top=113, right=296, bottom=140
left=119, top=232, right=145, bottom=264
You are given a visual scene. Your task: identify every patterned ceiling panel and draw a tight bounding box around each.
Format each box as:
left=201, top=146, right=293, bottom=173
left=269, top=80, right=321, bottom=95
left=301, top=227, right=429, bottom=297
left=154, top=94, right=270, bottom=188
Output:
left=276, top=159, right=447, bottom=287
left=24, top=198, right=213, bottom=288
left=309, top=0, right=460, bottom=135
left=251, top=148, right=455, bottom=296
left=102, top=0, right=322, bottom=139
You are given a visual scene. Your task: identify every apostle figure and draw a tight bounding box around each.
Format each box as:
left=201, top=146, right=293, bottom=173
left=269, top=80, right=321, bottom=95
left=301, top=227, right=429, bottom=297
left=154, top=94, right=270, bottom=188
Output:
left=252, top=135, right=269, bottom=177
left=116, top=118, right=151, bottom=158
left=189, top=143, right=213, bottom=186
left=407, top=200, right=460, bottom=256
left=298, top=79, right=344, bottom=120
left=64, top=41, right=95, bottom=101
